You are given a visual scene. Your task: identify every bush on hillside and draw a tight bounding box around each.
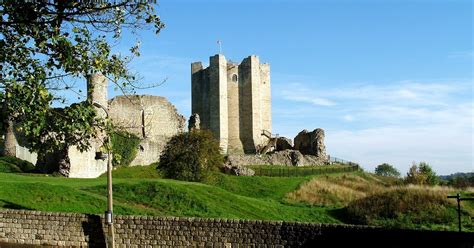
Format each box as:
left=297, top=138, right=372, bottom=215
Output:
left=0, top=156, right=36, bottom=173
left=0, top=158, right=22, bottom=173
left=110, top=131, right=140, bottom=167
left=158, top=130, right=224, bottom=182
left=405, top=162, right=439, bottom=185
left=345, top=187, right=462, bottom=228
left=447, top=176, right=474, bottom=189
left=375, top=163, right=400, bottom=178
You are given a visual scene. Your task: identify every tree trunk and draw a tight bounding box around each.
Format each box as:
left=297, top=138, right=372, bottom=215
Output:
left=3, top=119, right=17, bottom=157
left=57, top=147, right=71, bottom=177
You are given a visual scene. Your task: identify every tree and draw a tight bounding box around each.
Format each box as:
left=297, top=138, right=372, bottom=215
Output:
left=418, top=162, right=439, bottom=185
left=374, top=163, right=400, bottom=177
left=405, top=161, right=438, bottom=185
left=158, top=130, right=224, bottom=182
left=0, top=1, right=164, bottom=154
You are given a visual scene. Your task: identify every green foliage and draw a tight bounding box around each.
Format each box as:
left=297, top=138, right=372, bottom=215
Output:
left=158, top=130, right=224, bottom=182
left=0, top=156, right=35, bottom=173
left=345, top=187, right=471, bottom=230
left=405, top=162, right=439, bottom=185
left=439, top=173, right=474, bottom=189
left=1, top=1, right=164, bottom=153
left=0, top=158, right=21, bottom=173
left=374, top=163, right=400, bottom=177
left=110, top=131, right=140, bottom=167
left=448, top=176, right=474, bottom=189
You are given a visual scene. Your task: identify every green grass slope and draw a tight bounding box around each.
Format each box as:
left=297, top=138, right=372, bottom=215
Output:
left=0, top=170, right=340, bottom=223
left=1, top=165, right=472, bottom=231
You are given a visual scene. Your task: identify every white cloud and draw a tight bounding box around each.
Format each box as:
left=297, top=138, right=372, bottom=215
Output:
left=282, top=94, right=336, bottom=106
left=326, top=123, right=473, bottom=175
left=342, top=115, right=354, bottom=122
left=279, top=84, right=336, bottom=106
left=272, top=78, right=473, bottom=174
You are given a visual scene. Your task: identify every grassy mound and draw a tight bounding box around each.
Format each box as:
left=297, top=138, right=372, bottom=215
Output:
left=212, top=174, right=310, bottom=200
left=346, top=186, right=473, bottom=230
left=286, top=173, right=397, bottom=206
left=0, top=172, right=339, bottom=223
left=1, top=169, right=472, bottom=231
left=84, top=176, right=337, bottom=222
left=0, top=156, right=35, bottom=173
left=101, top=164, right=161, bottom=179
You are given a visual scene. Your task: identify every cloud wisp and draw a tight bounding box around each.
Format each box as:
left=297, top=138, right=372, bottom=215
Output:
left=272, top=77, right=473, bottom=174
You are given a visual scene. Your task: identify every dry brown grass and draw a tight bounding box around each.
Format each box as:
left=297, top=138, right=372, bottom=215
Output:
left=286, top=173, right=390, bottom=206
left=346, top=185, right=474, bottom=228
left=286, top=172, right=474, bottom=208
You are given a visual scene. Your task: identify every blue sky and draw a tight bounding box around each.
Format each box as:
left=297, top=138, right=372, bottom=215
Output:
left=97, top=0, right=472, bottom=175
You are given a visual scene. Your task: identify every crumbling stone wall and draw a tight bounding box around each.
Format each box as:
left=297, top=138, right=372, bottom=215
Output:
left=108, top=95, right=186, bottom=166
left=227, top=150, right=327, bottom=167
left=0, top=209, right=472, bottom=248
left=188, top=113, right=200, bottom=131
left=294, top=128, right=328, bottom=159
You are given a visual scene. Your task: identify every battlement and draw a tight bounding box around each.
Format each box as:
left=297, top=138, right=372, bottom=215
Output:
left=191, top=54, right=271, bottom=154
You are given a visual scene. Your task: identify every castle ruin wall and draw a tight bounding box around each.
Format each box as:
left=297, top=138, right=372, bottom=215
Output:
left=108, top=95, right=186, bottom=166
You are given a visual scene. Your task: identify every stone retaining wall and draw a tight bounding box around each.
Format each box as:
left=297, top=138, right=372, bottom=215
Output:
left=0, top=209, right=472, bottom=247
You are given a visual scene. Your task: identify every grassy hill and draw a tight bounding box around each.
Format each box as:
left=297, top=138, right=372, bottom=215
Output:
left=0, top=163, right=472, bottom=231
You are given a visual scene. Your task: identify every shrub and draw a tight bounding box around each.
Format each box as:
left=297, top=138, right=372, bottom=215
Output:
left=0, top=156, right=36, bottom=173
left=375, top=163, right=400, bottom=177
left=110, top=131, right=140, bottom=167
left=0, top=158, right=22, bottom=173
left=158, top=130, right=224, bottom=182
left=405, top=162, right=439, bottom=185
left=449, top=176, right=474, bottom=189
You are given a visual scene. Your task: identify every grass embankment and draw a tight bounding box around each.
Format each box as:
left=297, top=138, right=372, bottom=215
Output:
left=286, top=173, right=474, bottom=231
left=0, top=164, right=472, bottom=231
left=346, top=186, right=474, bottom=230
left=0, top=156, right=36, bottom=173
left=286, top=173, right=396, bottom=206
left=0, top=167, right=340, bottom=223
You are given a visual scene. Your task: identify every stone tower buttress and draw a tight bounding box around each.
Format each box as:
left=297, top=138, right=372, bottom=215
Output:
left=209, top=54, right=229, bottom=152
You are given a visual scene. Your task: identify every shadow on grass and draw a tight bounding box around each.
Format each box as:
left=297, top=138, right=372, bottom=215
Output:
left=0, top=200, right=33, bottom=210
left=327, top=207, right=360, bottom=225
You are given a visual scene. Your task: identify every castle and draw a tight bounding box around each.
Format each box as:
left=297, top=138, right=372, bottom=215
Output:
left=191, top=54, right=272, bottom=154
left=2, top=53, right=330, bottom=178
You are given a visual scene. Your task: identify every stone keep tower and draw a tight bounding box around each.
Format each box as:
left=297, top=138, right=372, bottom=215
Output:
left=191, top=54, right=271, bottom=154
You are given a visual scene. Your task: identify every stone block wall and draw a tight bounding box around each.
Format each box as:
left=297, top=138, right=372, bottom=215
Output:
left=1, top=209, right=473, bottom=248
left=108, top=95, right=186, bottom=166
left=191, top=54, right=271, bottom=155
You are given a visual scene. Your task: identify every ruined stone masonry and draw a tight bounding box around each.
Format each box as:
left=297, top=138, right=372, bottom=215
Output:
left=192, top=54, right=271, bottom=154
left=7, top=74, right=185, bottom=178
left=108, top=95, right=186, bottom=167
left=188, top=113, right=200, bottom=131
left=294, top=128, right=327, bottom=158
